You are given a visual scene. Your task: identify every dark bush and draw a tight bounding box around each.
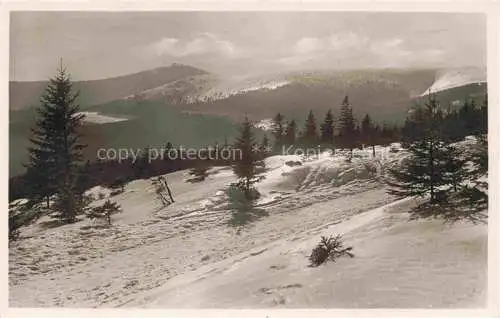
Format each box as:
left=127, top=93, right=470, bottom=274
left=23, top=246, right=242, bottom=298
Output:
left=309, top=234, right=354, bottom=267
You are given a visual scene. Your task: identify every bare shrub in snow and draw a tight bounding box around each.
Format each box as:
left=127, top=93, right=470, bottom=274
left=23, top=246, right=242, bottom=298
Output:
left=309, top=234, right=354, bottom=267
left=152, top=176, right=175, bottom=206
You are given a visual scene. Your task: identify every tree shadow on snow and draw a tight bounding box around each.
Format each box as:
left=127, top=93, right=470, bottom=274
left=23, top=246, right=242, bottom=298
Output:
left=228, top=206, right=269, bottom=228
left=408, top=194, right=487, bottom=225
left=225, top=185, right=269, bottom=228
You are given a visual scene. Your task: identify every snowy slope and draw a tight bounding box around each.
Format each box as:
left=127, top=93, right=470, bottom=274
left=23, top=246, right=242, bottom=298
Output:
left=420, top=67, right=486, bottom=96
left=9, top=145, right=487, bottom=308
left=121, top=197, right=486, bottom=308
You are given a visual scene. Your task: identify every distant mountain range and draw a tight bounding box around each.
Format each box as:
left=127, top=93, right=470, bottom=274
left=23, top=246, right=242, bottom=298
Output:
left=10, top=64, right=486, bottom=113
left=9, top=63, right=207, bottom=111
left=9, top=64, right=487, bottom=176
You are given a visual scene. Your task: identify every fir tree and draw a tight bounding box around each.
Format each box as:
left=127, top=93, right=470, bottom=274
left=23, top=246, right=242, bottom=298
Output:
left=480, top=93, right=488, bottom=133
left=387, top=95, right=450, bottom=203
left=188, top=148, right=210, bottom=182
left=25, top=64, right=86, bottom=223
left=133, top=147, right=151, bottom=177
left=188, top=163, right=210, bottom=182
left=402, top=105, right=426, bottom=146
left=272, top=113, right=285, bottom=148
left=301, top=110, right=318, bottom=147
left=284, top=119, right=297, bottom=147
left=338, top=96, right=356, bottom=152
left=86, top=199, right=122, bottom=225
left=458, top=99, right=483, bottom=136
left=233, top=117, right=263, bottom=197
left=361, top=114, right=376, bottom=157
left=259, top=134, right=271, bottom=157
left=320, top=109, right=335, bottom=147
left=442, top=144, right=467, bottom=193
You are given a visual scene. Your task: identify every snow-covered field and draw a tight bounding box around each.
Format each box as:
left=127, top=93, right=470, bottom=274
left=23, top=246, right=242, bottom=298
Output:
left=8, top=145, right=487, bottom=308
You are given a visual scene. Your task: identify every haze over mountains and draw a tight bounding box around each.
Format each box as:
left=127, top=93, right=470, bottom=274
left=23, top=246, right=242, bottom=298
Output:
left=8, top=63, right=487, bottom=176
left=10, top=64, right=486, bottom=113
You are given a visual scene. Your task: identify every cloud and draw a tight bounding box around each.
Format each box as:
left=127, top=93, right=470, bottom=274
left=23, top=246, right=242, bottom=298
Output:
left=145, top=33, right=241, bottom=58
left=293, top=37, right=325, bottom=55
left=292, top=32, right=370, bottom=56
left=282, top=32, right=448, bottom=68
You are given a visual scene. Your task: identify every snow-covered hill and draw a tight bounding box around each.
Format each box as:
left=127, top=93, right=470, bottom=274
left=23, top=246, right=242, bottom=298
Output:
left=420, top=67, right=486, bottom=96
left=9, top=144, right=487, bottom=308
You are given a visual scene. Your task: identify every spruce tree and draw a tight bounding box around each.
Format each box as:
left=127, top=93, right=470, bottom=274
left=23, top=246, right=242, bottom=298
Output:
left=272, top=113, right=285, bottom=149
left=301, top=110, right=318, bottom=147
left=284, top=119, right=297, bottom=147
left=338, top=96, right=356, bottom=152
left=442, top=144, right=467, bottom=193
left=320, top=109, right=335, bottom=147
left=480, top=94, right=487, bottom=133
left=25, top=64, right=86, bottom=223
left=133, top=147, right=151, bottom=177
left=188, top=148, right=210, bottom=182
left=402, top=105, right=426, bottom=146
left=361, top=114, right=376, bottom=157
left=259, top=134, right=271, bottom=157
left=387, top=95, right=450, bottom=203
left=233, top=117, right=263, bottom=197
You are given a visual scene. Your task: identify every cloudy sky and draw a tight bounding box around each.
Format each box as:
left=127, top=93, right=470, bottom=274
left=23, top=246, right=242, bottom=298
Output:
left=10, top=12, right=486, bottom=81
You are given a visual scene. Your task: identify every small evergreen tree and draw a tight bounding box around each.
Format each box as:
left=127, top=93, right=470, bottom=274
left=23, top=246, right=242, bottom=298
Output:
left=320, top=109, right=335, bottom=147
left=300, top=110, right=318, bottom=147
left=338, top=96, right=356, bottom=153
left=284, top=119, right=297, bottom=147
left=25, top=64, right=87, bottom=223
left=387, top=95, right=450, bottom=203
left=361, top=114, right=376, bottom=157
left=272, top=113, right=285, bottom=149
left=188, top=151, right=210, bottom=182
left=479, top=94, right=488, bottom=134
left=442, top=144, right=467, bottom=193
left=259, top=134, right=271, bottom=158
left=86, top=199, right=122, bottom=225
left=133, top=147, right=151, bottom=178
left=233, top=117, right=264, bottom=197
left=402, top=105, right=426, bottom=146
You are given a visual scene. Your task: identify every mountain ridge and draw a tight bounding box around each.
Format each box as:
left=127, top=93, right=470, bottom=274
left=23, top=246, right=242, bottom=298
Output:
left=9, top=63, right=208, bottom=111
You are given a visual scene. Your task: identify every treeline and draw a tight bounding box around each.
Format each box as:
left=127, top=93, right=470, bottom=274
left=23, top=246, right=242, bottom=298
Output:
left=10, top=143, right=240, bottom=202
left=267, top=93, right=487, bottom=159
left=270, top=95, right=401, bottom=156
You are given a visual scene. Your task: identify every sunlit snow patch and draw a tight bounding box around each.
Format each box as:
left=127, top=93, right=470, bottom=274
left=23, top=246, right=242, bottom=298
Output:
left=77, top=112, right=129, bottom=124
left=421, top=67, right=486, bottom=96
left=254, top=118, right=274, bottom=131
